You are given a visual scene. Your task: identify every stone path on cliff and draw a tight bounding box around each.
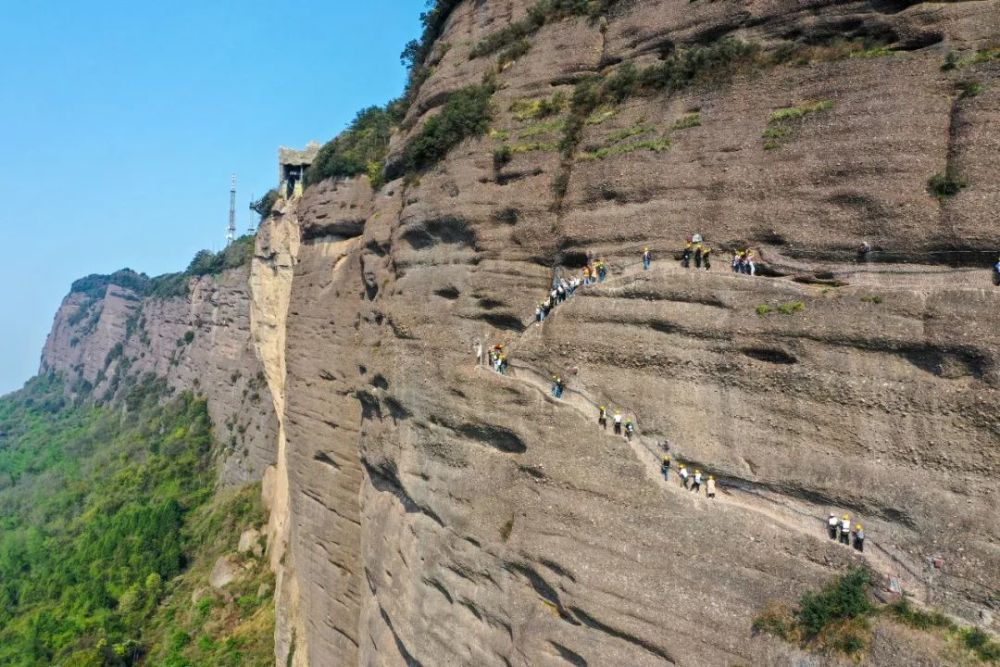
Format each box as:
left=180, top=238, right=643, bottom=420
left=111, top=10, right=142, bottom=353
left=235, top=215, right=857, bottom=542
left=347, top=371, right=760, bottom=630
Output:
left=477, top=251, right=958, bottom=605
left=484, top=359, right=931, bottom=605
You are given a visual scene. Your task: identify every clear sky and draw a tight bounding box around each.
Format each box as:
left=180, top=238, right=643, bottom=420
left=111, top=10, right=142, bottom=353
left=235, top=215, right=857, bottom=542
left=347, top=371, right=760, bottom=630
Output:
left=0, top=1, right=423, bottom=394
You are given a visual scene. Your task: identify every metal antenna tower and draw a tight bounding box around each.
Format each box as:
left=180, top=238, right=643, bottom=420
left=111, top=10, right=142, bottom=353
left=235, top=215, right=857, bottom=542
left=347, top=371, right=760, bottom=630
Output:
left=227, top=174, right=237, bottom=245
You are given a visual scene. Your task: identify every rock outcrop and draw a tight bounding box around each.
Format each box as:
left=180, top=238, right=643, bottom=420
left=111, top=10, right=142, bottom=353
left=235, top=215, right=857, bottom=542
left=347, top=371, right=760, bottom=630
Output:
left=261, top=1, right=999, bottom=665
left=40, top=266, right=279, bottom=485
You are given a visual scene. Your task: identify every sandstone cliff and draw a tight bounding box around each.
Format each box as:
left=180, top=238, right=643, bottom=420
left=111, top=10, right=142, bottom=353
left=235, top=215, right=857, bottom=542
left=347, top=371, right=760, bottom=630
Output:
left=40, top=266, right=279, bottom=485
left=262, top=1, right=999, bottom=665
left=37, top=1, right=1000, bottom=665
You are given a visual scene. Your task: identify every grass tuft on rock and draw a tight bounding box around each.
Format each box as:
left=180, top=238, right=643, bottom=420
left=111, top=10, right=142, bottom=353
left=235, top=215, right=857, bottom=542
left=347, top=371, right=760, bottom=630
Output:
left=927, top=169, right=967, bottom=199
left=753, top=568, right=873, bottom=657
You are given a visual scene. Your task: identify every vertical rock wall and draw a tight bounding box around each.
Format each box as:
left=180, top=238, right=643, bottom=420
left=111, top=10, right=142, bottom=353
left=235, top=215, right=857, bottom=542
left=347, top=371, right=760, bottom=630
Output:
left=267, top=1, right=999, bottom=665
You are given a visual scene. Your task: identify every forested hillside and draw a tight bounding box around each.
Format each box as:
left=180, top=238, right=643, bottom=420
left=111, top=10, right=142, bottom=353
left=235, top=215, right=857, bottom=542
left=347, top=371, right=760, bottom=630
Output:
left=0, top=375, right=273, bottom=666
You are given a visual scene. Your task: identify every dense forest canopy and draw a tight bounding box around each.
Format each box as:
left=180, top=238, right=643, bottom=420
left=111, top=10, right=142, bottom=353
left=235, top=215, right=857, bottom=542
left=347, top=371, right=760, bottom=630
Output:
left=0, top=375, right=272, bottom=666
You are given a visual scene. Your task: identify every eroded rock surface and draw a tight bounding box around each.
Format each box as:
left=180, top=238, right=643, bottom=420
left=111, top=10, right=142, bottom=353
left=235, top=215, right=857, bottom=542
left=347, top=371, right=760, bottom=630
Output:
left=267, top=1, right=999, bottom=665
left=40, top=266, right=278, bottom=484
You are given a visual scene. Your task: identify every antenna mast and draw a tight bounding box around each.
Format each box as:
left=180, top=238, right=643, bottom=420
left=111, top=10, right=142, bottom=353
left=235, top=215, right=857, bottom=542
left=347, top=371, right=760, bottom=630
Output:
left=227, top=174, right=237, bottom=245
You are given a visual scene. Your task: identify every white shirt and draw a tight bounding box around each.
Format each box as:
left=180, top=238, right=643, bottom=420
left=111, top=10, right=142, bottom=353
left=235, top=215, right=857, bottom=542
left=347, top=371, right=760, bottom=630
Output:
left=613, top=414, right=622, bottom=424
left=841, top=519, right=850, bottom=532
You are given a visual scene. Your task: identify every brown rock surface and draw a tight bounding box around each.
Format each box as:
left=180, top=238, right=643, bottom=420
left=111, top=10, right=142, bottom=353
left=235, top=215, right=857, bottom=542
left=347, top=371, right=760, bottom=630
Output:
left=40, top=266, right=278, bottom=485
left=264, top=1, right=999, bottom=665
left=35, top=1, right=1000, bottom=664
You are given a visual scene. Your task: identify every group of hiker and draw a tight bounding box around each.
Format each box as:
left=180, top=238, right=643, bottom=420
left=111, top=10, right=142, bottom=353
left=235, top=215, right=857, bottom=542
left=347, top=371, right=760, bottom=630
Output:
left=597, top=405, right=636, bottom=440
left=828, top=513, right=865, bottom=552
left=535, top=237, right=769, bottom=327
left=477, top=342, right=509, bottom=375
left=678, top=235, right=759, bottom=277
left=731, top=248, right=757, bottom=275
left=584, top=260, right=609, bottom=284
left=681, top=235, right=713, bottom=270
left=536, top=261, right=611, bottom=324
left=660, top=453, right=717, bottom=498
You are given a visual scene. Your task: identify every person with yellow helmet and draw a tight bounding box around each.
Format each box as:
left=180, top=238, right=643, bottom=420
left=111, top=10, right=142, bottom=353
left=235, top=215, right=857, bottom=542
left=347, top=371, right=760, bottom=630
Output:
left=598, top=405, right=608, bottom=429
left=853, top=524, right=865, bottom=552
left=839, top=514, right=851, bottom=545
left=613, top=411, right=623, bottom=435
left=660, top=455, right=671, bottom=481
left=682, top=242, right=693, bottom=268
left=706, top=475, right=716, bottom=498
left=702, top=245, right=712, bottom=271
left=678, top=463, right=690, bottom=488
left=643, top=246, right=651, bottom=270
left=690, top=469, right=703, bottom=493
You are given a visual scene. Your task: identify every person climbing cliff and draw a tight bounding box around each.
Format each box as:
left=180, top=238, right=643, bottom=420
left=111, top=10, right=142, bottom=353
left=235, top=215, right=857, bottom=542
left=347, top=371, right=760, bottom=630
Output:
left=702, top=246, right=712, bottom=270
left=706, top=475, right=716, bottom=498
left=613, top=411, right=623, bottom=435
left=598, top=405, right=608, bottom=429
left=624, top=419, right=635, bottom=441
left=551, top=376, right=565, bottom=398
left=828, top=513, right=838, bottom=540
left=643, top=247, right=651, bottom=270
left=678, top=464, right=689, bottom=488
left=853, top=524, right=865, bottom=552
left=993, top=255, right=1000, bottom=286
left=661, top=455, right=671, bottom=480
left=690, top=469, right=703, bottom=493
left=597, top=261, right=608, bottom=282
left=682, top=242, right=693, bottom=269
left=694, top=244, right=703, bottom=269
left=839, top=514, right=851, bottom=545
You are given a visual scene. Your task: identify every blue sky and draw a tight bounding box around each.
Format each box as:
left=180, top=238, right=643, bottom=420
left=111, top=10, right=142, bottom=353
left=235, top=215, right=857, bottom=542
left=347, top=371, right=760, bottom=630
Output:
left=0, top=1, right=423, bottom=394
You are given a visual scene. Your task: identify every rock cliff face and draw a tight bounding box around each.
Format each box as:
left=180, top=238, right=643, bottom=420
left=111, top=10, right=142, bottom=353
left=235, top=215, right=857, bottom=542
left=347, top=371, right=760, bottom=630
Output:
left=40, top=267, right=278, bottom=485
left=261, top=1, right=999, bottom=665
left=37, top=1, right=1000, bottom=664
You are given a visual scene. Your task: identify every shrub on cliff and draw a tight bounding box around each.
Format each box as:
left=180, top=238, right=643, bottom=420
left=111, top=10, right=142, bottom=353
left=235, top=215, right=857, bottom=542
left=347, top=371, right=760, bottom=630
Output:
left=399, top=81, right=496, bottom=173
left=400, top=0, right=464, bottom=103
left=250, top=188, right=278, bottom=220
left=470, top=0, right=622, bottom=59
left=71, top=269, right=151, bottom=298
left=752, top=568, right=873, bottom=656
left=305, top=105, right=394, bottom=186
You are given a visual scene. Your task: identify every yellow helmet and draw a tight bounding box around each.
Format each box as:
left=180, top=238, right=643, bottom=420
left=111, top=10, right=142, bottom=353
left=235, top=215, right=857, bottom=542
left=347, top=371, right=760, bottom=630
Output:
left=662, top=456, right=670, bottom=463
left=644, top=247, right=649, bottom=252
left=709, top=475, right=714, bottom=480
left=679, top=464, right=686, bottom=469
left=843, top=515, right=850, bottom=520
left=599, top=405, right=605, bottom=410
left=695, top=469, right=701, bottom=474
left=855, top=524, right=862, bottom=530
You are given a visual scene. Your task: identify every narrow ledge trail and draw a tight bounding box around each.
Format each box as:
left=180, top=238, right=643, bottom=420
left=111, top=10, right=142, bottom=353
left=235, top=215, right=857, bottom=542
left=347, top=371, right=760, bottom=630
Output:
left=474, top=247, right=974, bottom=607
